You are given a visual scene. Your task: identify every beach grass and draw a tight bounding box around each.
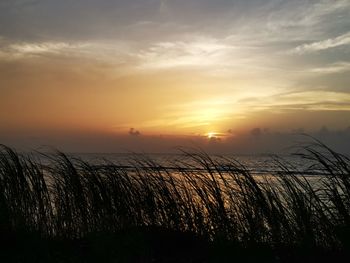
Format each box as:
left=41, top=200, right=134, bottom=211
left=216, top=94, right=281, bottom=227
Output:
left=0, top=140, right=349, bottom=262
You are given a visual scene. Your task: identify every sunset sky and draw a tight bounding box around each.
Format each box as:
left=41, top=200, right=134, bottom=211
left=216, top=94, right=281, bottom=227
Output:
left=1, top=0, right=350, bottom=153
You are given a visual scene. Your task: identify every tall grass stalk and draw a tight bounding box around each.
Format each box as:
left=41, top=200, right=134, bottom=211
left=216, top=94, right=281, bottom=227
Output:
left=0, top=141, right=349, bottom=260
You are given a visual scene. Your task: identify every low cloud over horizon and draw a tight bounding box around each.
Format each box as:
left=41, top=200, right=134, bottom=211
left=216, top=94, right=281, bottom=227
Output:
left=2, top=125, right=350, bottom=154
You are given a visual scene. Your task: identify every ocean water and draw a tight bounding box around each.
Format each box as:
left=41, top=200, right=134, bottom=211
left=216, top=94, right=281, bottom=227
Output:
left=28, top=152, right=327, bottom=191
left=27, top=151, right=329, bottom=196
left=45, top=152, right=314, bottom=175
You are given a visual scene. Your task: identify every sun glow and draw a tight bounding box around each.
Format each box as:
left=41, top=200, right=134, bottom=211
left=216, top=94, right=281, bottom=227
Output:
left=207, top=132, right=217, bottom=139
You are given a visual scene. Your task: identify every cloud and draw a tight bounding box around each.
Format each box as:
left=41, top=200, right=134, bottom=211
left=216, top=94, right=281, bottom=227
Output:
left=293, top=32, right=350, bottom=54
left=251, top=128, right=262, bottom=137
left=129, top=128, right=141, bottom=136
left=10, top=42, right=70, bottom=54
left=309, top=62, right=350, bottom=74
left=136, top=38, right=236, bottom=70
left=239, top=91, right=350, bottom=112
left=0, top=39, right=134, bottom=70
left=0, top=41, right=75, bottom=61
left=159, top=0, right=168, bottom=13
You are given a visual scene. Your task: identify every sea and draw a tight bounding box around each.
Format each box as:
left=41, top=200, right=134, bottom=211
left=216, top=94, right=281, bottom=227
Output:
left=25, top=151, right=334, bottom=193
left=35, top=152, right=318, bottom=175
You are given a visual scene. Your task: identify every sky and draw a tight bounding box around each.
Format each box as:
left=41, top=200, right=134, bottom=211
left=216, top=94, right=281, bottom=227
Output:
left=0, top=0, right=350, bottom=153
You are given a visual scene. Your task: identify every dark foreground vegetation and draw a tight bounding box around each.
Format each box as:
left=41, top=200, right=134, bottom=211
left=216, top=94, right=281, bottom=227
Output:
left=0, top=141, right=350, bottom=262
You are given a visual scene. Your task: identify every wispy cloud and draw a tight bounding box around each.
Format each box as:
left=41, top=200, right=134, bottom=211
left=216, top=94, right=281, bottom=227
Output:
left=302, top=0, right=350, bottom=26
left=293, top=32, right=350, bottom=54
left=159, top=0, right=168, bottom=14
left=0, top=41, right=76, bottom=60
left=136, top=38, right=237, bottom=70
left=309, top=62, right=350, bottom=74
left=263, top=0, right=350, bottom=41
left=0, top=39, right=133, bottom=64
left=10, top=42, right=71, bottom=54
left=143, top=90, right=350, bottom=133
left=240, top=91, right=350, bottom=112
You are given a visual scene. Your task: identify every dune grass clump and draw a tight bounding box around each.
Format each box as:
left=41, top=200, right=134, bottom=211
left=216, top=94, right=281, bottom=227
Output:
left=0, top=141, right=349, bottom=262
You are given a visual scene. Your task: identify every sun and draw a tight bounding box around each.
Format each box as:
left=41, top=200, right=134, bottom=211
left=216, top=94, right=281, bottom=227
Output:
left=207, top=132, right=216, bottom=139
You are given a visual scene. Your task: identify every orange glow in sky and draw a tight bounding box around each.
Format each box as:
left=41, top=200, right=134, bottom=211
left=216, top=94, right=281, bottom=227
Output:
left=0, top=0, right=350, bottom=152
